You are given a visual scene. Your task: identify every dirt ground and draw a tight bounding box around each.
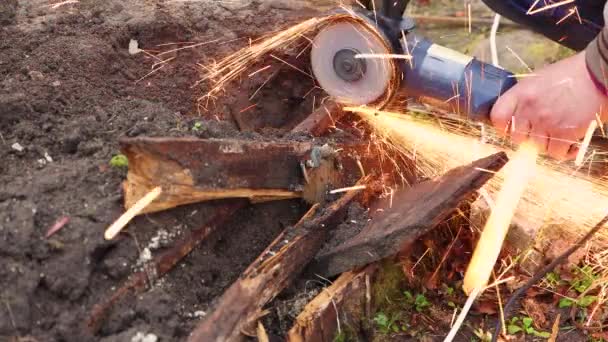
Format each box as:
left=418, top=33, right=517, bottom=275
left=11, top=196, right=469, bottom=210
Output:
left=0, top=1, right=330, bottom=341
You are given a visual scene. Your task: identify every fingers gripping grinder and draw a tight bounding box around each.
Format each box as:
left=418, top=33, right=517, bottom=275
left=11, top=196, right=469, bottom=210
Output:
left=310, top=0, right=517, bottom=122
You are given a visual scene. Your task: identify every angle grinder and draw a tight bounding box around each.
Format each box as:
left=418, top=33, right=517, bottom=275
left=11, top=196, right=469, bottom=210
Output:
left=310, top=1, right=517, bottom=123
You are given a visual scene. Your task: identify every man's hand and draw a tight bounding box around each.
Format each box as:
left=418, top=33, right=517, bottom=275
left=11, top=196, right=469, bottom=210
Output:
left=490, top=51, right=608, bottom=160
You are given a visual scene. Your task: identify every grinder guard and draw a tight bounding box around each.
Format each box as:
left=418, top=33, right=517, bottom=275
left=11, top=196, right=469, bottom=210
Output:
left=313, top=7, right=517, bottom=123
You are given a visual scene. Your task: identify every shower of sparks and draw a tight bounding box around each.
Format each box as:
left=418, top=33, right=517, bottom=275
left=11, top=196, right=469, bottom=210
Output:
left=464, top=142, right=538, bottom=294
left=527, top=0, right=576, bottom=15
left=157, top=39, right=221, bottom=57
left=197, top=16, right=327, bottom=103
left=345, top=106, right=608, bottom=250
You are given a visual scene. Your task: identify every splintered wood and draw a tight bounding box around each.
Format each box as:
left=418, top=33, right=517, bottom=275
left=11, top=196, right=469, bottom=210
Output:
left=308, top=152, right=508, bottom=278
left=463, top=143, right=538, bottom=294
left=104, top=186, right=162, bottom=240
left=119, top=138, right=307, bottom=214
left=287, top=265, right=378, bottom=342
left=119, top=137, right=379, bottom=215
left=187, top=179, right=369, bottom=342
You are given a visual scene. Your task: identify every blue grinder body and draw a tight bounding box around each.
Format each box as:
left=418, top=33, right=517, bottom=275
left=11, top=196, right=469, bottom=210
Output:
left=365, top=11, right=517, bottom=123
left=400, top=35, right=517, bottom=123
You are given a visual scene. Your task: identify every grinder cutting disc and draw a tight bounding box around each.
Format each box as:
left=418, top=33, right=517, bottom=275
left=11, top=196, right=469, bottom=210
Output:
left=311, top=19, right=395, bottom=106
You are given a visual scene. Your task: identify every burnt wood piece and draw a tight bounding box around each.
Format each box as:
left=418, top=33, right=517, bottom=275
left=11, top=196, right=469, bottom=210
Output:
left=307, top=152, right=508, bottom=278
left=291, top=101, right=346, bottom=137
left=119, top=138, right=380, bottom=214
left=287, top=264, right=378, bottom=342
left=187, top=180, right=369, bottom=342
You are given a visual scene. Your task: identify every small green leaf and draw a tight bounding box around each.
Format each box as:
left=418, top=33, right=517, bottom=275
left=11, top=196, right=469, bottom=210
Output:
left=109, top=154, right=128, bottom=168
left=444, top=285, right=455, bottom=296
left=403, top=291, right=413, bottom=302
left=559, top=298, right=574, bottom=308
left=507, top=324, right=522, bottom=335
left=448, top=301, right=456, bottom=308
left=522, top=317, right=533, bottom=328
left=545, top=272, right=560, bottom=285
left=192, top=121, right=203, bottom=131
left=578, top=295, right=598, bottom=307
left=531, top=330, right=551, bottom=338
left=415, top=294, right=431, bottom=312
left=373, top=312, right=388, bottom=327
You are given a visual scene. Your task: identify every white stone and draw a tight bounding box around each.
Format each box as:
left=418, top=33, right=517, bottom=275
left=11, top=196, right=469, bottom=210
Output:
left=11, top=142, right=23, bottom=152
left=129, top=39, right=141, bottom=55
left=131, top=332, right=158, bottom=342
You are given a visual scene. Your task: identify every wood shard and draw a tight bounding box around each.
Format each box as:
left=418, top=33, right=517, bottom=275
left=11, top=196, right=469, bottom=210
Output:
left=187, top=179, right=369, bottom=342
left=105, top=186, right=162, bottom=240
left=307, top=152, right=508, bottom=278
left=287, top=264, right=378, bottom=342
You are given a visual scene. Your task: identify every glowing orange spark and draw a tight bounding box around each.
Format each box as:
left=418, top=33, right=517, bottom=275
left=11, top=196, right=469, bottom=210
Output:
left=575, top=120, right=598, bottom=166
left=464, top=142, right=538, bottom=294
left=354, top=53, right=412, bottom=60
left=239, top=103, right=257, bottom=113
left=270, top=54, right=313, bottom=78
left=527, top=0, right=576, bottom=15
left=248, top=65, right=271, bottom=78
left=556, top=7, right=576, bottom=25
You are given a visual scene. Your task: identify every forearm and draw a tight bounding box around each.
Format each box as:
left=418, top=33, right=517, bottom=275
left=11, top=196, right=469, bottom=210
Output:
left=585, top=3, right=608, bottom=91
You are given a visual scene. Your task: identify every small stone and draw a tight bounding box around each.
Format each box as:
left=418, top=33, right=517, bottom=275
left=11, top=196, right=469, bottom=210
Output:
left=193, top=310, right=206, bottom=318
left=44, top=152, right=53, bottom=162
left=52, top=81, right=61, bottom=87
left=128, top=39, right=141, bottom=55
left=131, top=332, right=158, bottom=342
left=11, top=142, right=23, bottom=152
left=28, top=70, right=44, bottom=81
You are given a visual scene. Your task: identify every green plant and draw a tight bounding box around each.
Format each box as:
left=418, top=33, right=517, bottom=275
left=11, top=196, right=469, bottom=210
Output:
left=402, top=291, right=430, bottom=312
left=472, top=327, right=492, bottom=342
left=545, top=271, right=561, bottom=287
left=570, top=265, right=598, bottom=293
left=373, top=312, right=407, bottom=334
left=559, top=298, right=574, bottom=308
left=507, top=316, right=551, bottom=338
left=192, top=121, right=203, bottom=131
left=414, top=294, right=431, bottom=312
left=109, top=154, right=128, bottom=168
left=561, top=295, right=598, bottom=309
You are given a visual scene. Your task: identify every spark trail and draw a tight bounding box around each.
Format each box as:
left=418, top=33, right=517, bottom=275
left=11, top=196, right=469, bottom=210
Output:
left=346, top=107, right=608, bottom=248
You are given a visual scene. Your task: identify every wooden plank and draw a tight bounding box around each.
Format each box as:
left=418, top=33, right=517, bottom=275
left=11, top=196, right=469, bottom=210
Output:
left=291, top=101, right=346, bottom=137
left=119, top=137, right=387, bottom=214
left=187, top=180, right=369, bottom=342
left=307, top=152, right=508, bottom=278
